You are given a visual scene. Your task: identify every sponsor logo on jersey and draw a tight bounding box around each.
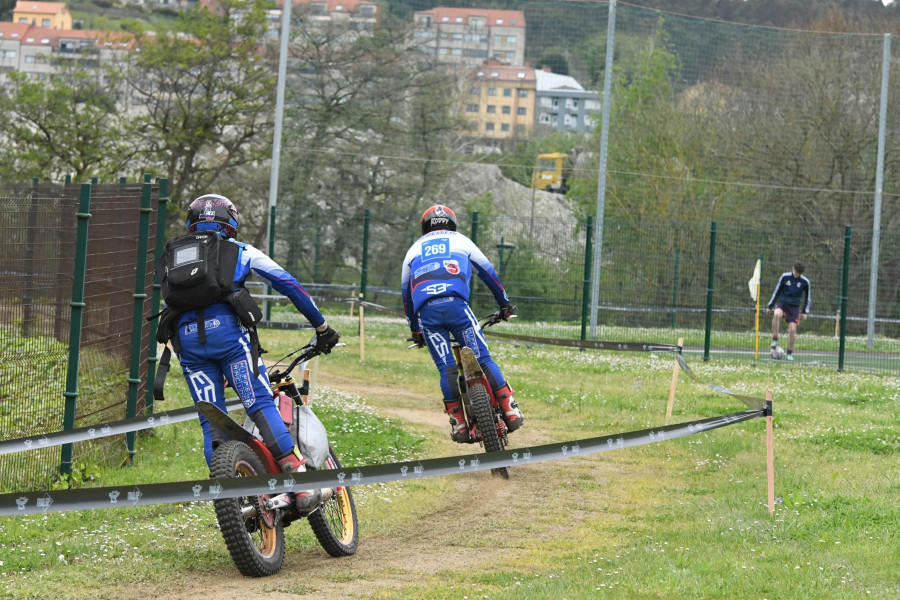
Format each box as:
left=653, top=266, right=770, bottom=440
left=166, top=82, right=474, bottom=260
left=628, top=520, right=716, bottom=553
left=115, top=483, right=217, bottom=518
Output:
left=414, top=262, right=440, bottom=278
left=422, top=282, right=450, bottom=295
left=229, top=360, right=255, bottom=408
left=444, top=259, right=459, bottom=275
left=462, top=328, right=481, bottom=358
left=184, top=318, right=221, bottom=336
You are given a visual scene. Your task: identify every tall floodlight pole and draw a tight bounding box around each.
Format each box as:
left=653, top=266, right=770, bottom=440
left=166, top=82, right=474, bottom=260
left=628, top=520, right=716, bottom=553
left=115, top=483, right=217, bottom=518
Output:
left=266, top=0, right=293, bottom=256
left=868, top=33, right=890, bottom=349
left=589, top=0, right=616, bottom=337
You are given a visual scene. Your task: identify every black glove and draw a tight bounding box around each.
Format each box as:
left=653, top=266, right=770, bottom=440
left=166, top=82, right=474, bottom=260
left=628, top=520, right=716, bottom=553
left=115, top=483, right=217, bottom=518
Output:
left=315, top=325, right=340, bottom=354
left=499, top=304, right=517, bottom=321
left=409, top=331, right=425, bottom=348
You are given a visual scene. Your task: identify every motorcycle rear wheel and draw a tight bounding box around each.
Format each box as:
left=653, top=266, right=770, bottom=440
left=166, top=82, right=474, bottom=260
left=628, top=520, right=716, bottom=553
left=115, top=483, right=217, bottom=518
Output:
left=210, top=440, right=285, bottom=577
left=307, top=445, right=359, bottom=556
left=468, top=382, right=509, bottom=479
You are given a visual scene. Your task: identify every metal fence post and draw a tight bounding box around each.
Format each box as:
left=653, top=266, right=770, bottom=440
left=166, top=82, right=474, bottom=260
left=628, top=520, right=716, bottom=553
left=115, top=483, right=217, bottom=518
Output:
left=671, top=248, right=680, bottom=329
left=313, top=225, right=321, bottom=283
left=266, top=205, right=276, bottom=321
left=361, top=209, right=370, bottom=299
left=581, top=216, right=593, bottom=341
left=60, top=183, right=92, bottom=476
left=126, top=180, right=153, bottom=462
left=703, top=222, right=717, bottom=362
left=146, top=178, right=169, bottom=414
left=838, top=225, right=851, bottom=372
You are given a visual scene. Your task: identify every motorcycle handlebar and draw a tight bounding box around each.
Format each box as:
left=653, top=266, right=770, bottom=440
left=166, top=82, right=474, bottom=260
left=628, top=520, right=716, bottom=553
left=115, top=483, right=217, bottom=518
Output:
left=268, top=342, right=345, bottom=384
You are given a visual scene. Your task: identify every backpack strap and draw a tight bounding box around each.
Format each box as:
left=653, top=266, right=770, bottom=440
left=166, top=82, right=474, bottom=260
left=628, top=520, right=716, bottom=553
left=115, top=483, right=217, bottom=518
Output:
left=154, top=344, right=172, bottom=401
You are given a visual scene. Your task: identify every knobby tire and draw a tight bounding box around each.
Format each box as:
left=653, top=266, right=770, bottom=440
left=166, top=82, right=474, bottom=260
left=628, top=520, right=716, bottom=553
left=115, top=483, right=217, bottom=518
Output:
left=468, top=382, right=510, bottom=479
left=307, top=444, right=359, bottom=557
left=210, top=440, right=285, bottom=577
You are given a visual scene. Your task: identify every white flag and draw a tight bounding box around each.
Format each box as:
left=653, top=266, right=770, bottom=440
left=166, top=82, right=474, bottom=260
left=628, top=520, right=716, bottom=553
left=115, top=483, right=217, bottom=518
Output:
left=748, top=259, right=761, bottom=302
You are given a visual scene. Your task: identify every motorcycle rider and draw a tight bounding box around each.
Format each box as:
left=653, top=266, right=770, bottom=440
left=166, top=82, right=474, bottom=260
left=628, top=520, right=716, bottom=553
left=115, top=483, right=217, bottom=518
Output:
left=171, top=194, right=340, bottom=509
left=401, top=204, right=523, bottom=443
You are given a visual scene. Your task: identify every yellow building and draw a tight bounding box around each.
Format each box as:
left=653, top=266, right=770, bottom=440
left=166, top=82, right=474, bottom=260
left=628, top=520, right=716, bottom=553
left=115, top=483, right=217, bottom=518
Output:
left=12, top=1, right=72, bottom=30
left=462, top=62, right=536, bottom=140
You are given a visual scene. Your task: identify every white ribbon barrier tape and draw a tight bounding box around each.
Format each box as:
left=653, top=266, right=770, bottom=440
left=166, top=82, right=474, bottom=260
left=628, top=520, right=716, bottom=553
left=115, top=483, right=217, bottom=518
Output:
left=675, top=354, right=768, bottom=411
left=0, top=398, right=244, bottom=457
left=1, top=408, right=764, bottom=516
left=484, top=330, right=680, bottom=353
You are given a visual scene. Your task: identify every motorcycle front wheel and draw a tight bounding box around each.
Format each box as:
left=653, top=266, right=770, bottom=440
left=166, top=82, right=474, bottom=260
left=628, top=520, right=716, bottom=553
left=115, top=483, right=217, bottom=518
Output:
left=307, top=444, right=359, bottom=557
left=210, top=440, right=285, bottom=577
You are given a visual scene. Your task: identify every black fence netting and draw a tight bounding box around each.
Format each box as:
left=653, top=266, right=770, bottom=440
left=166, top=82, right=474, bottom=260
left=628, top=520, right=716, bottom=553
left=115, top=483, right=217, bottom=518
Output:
left=0, top=183, right=159, bottom=491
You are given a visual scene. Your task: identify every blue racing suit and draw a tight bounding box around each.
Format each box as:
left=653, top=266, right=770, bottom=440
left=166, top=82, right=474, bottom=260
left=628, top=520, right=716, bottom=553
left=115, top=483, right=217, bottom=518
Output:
left=176, top=238, right=325, bottom=465
left=401, top=230, right=510, bottom=402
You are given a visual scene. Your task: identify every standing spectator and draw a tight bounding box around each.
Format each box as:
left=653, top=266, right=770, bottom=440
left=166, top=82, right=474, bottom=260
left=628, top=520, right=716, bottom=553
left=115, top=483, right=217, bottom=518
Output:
left=766, top=261, right=811, bottom=361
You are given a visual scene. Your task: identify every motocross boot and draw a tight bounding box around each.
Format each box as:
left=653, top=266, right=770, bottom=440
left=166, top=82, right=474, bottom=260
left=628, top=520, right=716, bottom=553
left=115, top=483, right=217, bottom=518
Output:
left=275, top=447, right=321, bottom=511
left=494, top=384, right=524, bottom=432
left=444, top=400, right=473, bottom=444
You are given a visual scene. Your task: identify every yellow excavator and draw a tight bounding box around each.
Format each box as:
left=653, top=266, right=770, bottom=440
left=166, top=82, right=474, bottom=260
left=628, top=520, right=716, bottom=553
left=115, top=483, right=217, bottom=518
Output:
left=531, top=152, right=570, bottom=194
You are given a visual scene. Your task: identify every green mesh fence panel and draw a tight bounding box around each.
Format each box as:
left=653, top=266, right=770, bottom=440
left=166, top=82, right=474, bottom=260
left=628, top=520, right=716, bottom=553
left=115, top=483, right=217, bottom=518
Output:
left=0, top=183, right=159, bottom=491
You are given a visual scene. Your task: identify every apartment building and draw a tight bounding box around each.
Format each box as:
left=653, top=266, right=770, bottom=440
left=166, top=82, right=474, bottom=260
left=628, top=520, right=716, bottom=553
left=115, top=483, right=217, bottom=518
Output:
left=534, top=68, right=601, bottom=134
left=411, top=7, right=525, bottom=68
left=12, top=1, right=72, bottom=30
left=0, top=22, right=132, bottom=83
left=293, top=0, right=379, bottom=27
left=462, top=62, right=535, bottom=141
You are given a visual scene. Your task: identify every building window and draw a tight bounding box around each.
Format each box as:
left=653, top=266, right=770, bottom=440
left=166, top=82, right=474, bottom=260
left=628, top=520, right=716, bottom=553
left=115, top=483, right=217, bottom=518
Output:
left=502, top=88, right=512, bottom=97
left=360, top=6, right=376, bottom=17
left=539, top=114, right=551, bottom=124
left=518, top=89, right=528, bottom=98
left=487, top=87, right=497, bottom=96
left=486, top=105, right=496, bottom=114
left=517, top=107, right=527, bottom=116
left=507, top=35, right=516, bottom=43
left=25, top=55, right=35, bottom=64
left=552, top=99, right=559, bottom=109
left=501, top=123, right=510, bottom=132
left=41, top=18, right=50, bottom=27
left=452, top=33, right=463, bottom=40
left=494, top=35, right=502, bottom=43
left=485, top=122, right=495, bottom=131
left=468, top=86, right=479, bottom=95
left=466, top=104, right=479, bottom=113
left=502, top=106, right=511, bottom=114
left=451, top=48, right=462, bottom=56
left=18, top=17, right=27, bottom=24
left=506, top=51, right=516, bottom=60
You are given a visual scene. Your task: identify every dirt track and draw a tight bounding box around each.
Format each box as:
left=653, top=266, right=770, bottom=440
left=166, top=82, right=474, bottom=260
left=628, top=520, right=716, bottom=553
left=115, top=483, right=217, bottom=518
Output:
left=159, top=370, right=614, bottom=600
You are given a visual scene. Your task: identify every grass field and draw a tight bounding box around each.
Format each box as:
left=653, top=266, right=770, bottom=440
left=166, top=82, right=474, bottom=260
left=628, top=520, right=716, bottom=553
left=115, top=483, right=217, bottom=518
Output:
left=0, top=314, right=897, bottom=599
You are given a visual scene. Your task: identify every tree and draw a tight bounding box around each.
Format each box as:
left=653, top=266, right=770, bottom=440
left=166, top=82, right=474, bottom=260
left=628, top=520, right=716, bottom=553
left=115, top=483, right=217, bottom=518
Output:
left=275, top=13, right=462, bottom=287
left=0, top=65, right=133, bottom=183
left=120, top=0, right=277, bottom=232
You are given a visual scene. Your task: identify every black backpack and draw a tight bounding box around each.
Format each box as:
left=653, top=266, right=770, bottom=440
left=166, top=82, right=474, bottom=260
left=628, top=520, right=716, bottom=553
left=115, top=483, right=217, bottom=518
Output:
left=151, top=231, right=263, bottom=400
left=157, top=230, right=239, bottom=312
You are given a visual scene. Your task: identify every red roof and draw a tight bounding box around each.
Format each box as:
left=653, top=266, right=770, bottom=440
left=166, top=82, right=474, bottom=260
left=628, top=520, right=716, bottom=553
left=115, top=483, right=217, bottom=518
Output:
left=12, top=1, right=68, bottom=15
left=470, top=63, right=535, bottom=83
left=0, top=23, right=135, bottom=49
left=0, top=22, right=32, bottom=38
left=417, top=7, right=525, bottom=27
left=290, top=0, right=377, bottom=10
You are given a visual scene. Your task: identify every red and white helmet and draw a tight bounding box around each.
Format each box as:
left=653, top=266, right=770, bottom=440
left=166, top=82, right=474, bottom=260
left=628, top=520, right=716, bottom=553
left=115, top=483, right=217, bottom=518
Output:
left=420, top=204, right=457, bottom=235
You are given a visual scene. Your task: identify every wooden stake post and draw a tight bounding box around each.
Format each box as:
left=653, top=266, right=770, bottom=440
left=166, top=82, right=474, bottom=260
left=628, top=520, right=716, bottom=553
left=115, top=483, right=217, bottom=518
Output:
left=666, top=338, right=684, bottom=419
left=766, top=390, right=775, bottom=515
